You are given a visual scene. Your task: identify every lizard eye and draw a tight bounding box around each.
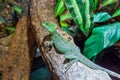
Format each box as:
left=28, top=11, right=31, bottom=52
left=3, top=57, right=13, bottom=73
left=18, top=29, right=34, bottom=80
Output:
left=62, top=33, right=66, bottom=36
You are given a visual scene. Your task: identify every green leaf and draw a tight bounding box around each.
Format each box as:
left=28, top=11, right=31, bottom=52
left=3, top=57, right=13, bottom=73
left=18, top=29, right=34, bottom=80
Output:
left=55, top=0, right=65, bottom=16
left=60, top=12, right=72, bottom=21
left=93, top=0, right=99, bottom=11
left=64, top=0, right=94, bottom=37
left=12, top=5, right=22, bottom=14
left=6, top=26, right=16, bottom=35
left=6, top=26, right=16, bottom=32
left=94, top=12, right=111, bottom=22
left=0, top=16, right=5, bottom=24
left=83, top=22, right=120, bottom=59
left=101, top=0, right=118, bottom=7
left=112, top=7, right=120, bottom=17
left=60, top=21, right=69, bottom=27
left=60, top=12, right=71, bottom=28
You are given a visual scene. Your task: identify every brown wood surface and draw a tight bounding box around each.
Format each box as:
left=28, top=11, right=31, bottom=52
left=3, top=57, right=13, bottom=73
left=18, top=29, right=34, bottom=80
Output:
left=0, top=16, right=36, bottom=80
left=31, top=0, right=60, bottom=79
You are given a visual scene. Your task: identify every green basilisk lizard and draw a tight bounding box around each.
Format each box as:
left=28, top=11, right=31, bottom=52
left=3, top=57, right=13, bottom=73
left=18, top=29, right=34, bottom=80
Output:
left=42, top=21, right=120, bottom=79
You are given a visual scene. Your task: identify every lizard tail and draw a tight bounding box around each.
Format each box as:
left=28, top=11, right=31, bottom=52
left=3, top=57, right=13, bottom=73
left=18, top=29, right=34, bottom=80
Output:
left=79, top=53, right=120, bottom=79
left=42, top=21, right=57, bottom=34
left=98, top=66, right=120, bottom=79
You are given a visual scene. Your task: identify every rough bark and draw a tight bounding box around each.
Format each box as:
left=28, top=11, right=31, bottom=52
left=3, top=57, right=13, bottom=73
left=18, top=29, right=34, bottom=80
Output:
left=0, top=16, right=36, bottom=80
left=31, top=0, right=111, bottom=80
left=30, top=0, right=59, bottom=79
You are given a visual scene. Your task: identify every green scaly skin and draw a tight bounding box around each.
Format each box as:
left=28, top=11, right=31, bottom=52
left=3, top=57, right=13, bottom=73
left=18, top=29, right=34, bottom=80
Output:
left=42, top=21, right=120, bottom=79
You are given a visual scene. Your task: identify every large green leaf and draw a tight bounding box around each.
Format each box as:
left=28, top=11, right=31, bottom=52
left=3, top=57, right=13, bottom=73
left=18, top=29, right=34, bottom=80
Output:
left=112, top=7, right=120, bottom=17
left=101, top=0, right=118, bottom=7
left=64, top=0, right=94, bottom=36
left=83, top=22, right=120, bottom=59
left=94, top=12, right=111, bottom=22
left=55, top=0, right=65, bottom=16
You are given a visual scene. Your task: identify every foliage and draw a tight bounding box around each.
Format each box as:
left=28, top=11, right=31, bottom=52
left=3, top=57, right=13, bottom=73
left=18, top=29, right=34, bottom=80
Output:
left=64, top=0, right=94, bottom=36
left=0, top=16, right=5, bottom=24
left=93, top=0, right=99, bottom=11
left=0, top=5, right=22, bottom=35
left=55, top=0, right=65, bottom=17
left=93, top=12, right=111, bottom=22
left=112, top=7, right=120, bottom=17
left=6, top=26, right=16, bottom=34
left=60, top=12, right=71, bottom=21
left=83, top=22, right=120, bottom=59
left=101, top=0, right=118, bottom=7
left=60, top=12, right=72, bottom=29
left=55, top=0, right=120, bottom=59
left=12, top=5, right=22, bottom=14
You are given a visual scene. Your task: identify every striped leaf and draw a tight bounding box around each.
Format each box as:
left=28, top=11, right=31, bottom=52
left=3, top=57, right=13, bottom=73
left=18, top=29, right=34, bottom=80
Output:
left=64, top=0, right=94, bottom=36
left=55, top=0, right=65, bottom=16
left=94, top=12, right=111, bottom=22
left=84, top=22, right=120, bottom=59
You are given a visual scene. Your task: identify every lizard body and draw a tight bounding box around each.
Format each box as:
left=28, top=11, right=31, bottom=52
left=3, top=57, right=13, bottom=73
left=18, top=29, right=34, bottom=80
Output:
left=42, top=21, right=120, bottom=79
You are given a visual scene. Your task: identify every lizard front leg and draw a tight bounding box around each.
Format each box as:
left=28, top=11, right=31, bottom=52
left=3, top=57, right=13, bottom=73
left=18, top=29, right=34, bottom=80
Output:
left=64, top=50, right=79, bottom=72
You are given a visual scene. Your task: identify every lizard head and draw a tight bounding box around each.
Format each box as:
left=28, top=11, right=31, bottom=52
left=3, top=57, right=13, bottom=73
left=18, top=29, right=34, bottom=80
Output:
left=42, top=21, right=57, bottom=34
